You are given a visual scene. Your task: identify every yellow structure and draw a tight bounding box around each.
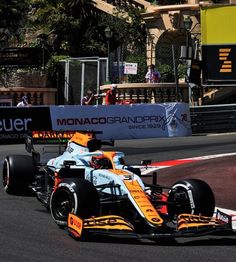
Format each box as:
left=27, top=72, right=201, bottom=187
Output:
left=201, top=5, right=236, bottom=44
left=201, top=4, right=236, bottom=86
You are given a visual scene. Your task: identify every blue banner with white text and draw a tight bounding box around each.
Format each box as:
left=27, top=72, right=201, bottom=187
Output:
left=0, top=103, right=191, bottom=144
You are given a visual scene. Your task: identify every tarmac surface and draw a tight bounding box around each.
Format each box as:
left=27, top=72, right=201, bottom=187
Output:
left=1, top=137, right=236, bottom=262
left=143, top=155, right=236, bottom=210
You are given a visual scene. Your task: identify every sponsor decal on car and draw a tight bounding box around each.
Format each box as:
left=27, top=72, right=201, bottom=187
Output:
left=68, top=213, right=83, bottom=237
left=83, top=215, right=134, bottom=231
left=177, top=213, right=231, bottom=231
left=32, top=130, right=75, bottom=140
left=124, top=180, right=163, bottom=226
left=216, top=209, right=232, bottom=225
left=59, top=183, right=74, bottom=192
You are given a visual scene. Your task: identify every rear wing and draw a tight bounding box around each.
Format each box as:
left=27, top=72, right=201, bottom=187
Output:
left=27, top=130, right=114, bottom=149
left=31, top=130, right=75, bottom=144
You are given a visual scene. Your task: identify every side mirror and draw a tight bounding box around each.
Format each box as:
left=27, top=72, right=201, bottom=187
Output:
left=141, top=160, right=152, bottom=165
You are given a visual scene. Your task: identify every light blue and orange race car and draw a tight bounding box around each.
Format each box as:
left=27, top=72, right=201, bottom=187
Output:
left=2, top=131, right=235, bottom=241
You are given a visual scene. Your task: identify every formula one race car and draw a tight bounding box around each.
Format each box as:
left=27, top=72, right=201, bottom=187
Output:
left=2, top=131, right=234, bottom=241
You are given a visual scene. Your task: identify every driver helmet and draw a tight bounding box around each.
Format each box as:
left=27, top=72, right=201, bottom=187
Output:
left=90, top=156, right=111, bottom=169
left=90, top=157, right=101, bottom=169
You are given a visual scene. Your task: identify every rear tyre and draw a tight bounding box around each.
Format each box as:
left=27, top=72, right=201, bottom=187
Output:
left=167, top=179, right=215, bottom=220
left=50, top=178, right=100, bottom=227
left=2, top=155, right=35, bottom=195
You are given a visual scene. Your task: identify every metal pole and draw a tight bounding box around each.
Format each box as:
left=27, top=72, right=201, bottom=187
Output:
left=107, top=39, right=110, bottom=83
left=42, top=44, right=45, bottom=71
left=150, top=39, right=153, bottom=65
left=81, top=62, right=85, bottom=103
left=186, top=30, right=192, bottom=105
left=186, top=30, right=189, bottom=59
left=172, top=45, right=179, bottom=101
left=64, top=59, right=69, bottom=104
left=96, top=59, right=100, bottom=105
left=117, top=46, right=120, bottom=83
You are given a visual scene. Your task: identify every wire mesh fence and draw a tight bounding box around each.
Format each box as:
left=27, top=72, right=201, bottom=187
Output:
left=109, top=42, right=187, bottom=84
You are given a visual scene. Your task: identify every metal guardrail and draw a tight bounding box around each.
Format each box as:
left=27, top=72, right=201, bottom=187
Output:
left=190, top=104, right=236, bottom=134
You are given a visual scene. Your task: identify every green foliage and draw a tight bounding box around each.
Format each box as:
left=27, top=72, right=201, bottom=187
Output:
left=26, top=0, right=103, bottom=57
left=1, top=1, right=149, bottom=86
left=45, top=55, right=69, bottom=80
left=178, top=63, right=187, bottom=79
left=156, top=63, right=187, bottom=82
left=110, top=5, right=147, bottom=51
left=97, top=5, right=147, bottom=83
left=0, top=0, right=30, bottom=45
left=4, top=0, right=147, bottom=59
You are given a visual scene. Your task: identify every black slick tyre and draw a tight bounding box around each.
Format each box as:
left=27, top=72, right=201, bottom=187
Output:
left=2, top=155, right=35, bottom=195
left=167, top=179, right=215, bottom=220
left=50, top=178, right=100, bottom=227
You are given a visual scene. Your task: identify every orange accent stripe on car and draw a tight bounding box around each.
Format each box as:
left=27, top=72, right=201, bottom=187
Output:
left=124, top=180, right=163, bottom=226
left=70, top=132, right=93, bottom=147
left=111, top=169, right=131, bottom=175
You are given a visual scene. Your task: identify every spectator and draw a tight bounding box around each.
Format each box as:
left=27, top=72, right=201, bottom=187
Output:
left=105, top=84, right=117, bottom=105
left=145, top=64, right=161, bottom=83
left=17, top=96, right=30, bottom=107
left=191, top=84, right=201, bottom=106
left=81, top=90, right=96, bottom=105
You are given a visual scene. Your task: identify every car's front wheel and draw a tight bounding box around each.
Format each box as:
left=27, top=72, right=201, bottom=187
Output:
left=167, top=179, right=215, bottom=220
left=50, top=178, right=100, bottom=227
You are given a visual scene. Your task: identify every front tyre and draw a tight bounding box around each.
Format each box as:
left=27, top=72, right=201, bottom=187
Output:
left=50, top=178, right=100, bottom=227
left=167, top=179, right=215, bottom=220
left=2, top=155, right=35, bottom=195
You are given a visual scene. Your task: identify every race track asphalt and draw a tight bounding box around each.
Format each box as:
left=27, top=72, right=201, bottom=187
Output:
left=143, top=155, right=236, bottom=210
left=1, top=135, right=236, bottom=262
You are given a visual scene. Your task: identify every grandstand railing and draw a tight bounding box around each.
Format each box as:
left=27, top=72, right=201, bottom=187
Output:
left=100, top=82, right=189, bottom=104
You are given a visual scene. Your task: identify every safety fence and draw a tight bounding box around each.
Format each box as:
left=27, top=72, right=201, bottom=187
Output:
left=190, top=104, right=236, bottom=134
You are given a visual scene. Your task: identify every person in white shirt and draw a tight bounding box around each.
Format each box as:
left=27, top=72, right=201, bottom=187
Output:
left=17, top=96, right=30, bottom=107
left=145, top=64, right=161, bottom=83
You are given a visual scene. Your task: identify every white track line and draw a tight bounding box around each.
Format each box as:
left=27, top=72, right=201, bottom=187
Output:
left=140, top=152, right=236, bottom=230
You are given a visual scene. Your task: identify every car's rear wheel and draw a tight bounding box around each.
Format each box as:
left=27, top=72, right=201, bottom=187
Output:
left=50, top=178, right=100, bottom=227
left=2, top=155, right=35, bottom=195
left=167, top=179, right=215, bottom=220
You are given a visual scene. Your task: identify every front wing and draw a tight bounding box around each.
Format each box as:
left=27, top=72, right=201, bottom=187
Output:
left=67, top=209, right=236, bottom=241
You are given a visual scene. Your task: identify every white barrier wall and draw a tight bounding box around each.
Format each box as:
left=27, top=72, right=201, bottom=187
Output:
left=50, top=103, right=192, bottom=140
